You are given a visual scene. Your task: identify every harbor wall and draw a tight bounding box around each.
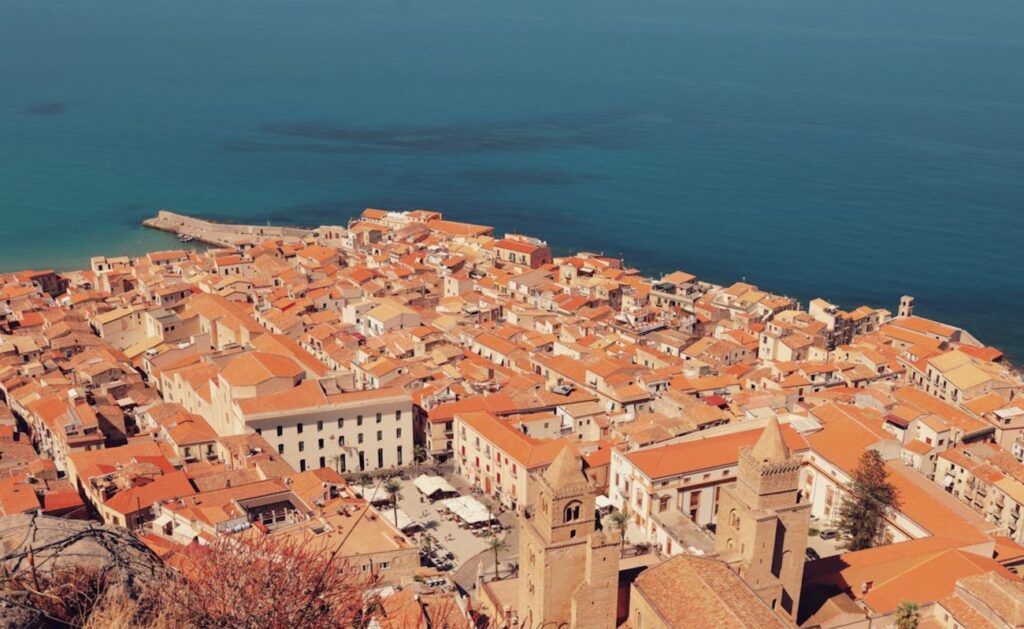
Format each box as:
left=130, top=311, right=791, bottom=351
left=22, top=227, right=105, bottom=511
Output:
left=142, top=210, right=313, bottom=247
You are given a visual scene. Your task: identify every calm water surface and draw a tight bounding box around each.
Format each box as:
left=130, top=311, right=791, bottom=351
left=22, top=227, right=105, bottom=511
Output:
left=2, top=0, right=1023, bottom=355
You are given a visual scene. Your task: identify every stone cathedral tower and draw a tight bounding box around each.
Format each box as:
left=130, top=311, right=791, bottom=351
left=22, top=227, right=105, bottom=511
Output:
left=517, top=447, right=619, bottom=628
left=714, top=417, right=810, bottom=622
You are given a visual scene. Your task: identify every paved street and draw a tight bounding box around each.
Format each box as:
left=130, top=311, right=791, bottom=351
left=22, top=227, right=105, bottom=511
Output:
left=452, top=510, right=519, bottom=592
left=806, top=528, right=843, bottom=559
left=392, top=476, right=518, bottom=591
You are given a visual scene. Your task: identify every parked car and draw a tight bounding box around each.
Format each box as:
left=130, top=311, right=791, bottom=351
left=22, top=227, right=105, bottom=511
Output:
left=819, top=529, right=838, bottom=540
left=805, top=548, right=821, bottom=561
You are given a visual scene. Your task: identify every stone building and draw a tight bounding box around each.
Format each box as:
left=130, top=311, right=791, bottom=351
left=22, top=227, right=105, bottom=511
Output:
left=714, top=417, right=810, bottom=623
left=628, top=554, right=786, bottom=628
left=517, top=447, right=619, bottom=628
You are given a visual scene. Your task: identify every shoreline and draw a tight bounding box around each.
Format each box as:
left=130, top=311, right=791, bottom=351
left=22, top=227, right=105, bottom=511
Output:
left=131, top=209, right=1021, bottom=363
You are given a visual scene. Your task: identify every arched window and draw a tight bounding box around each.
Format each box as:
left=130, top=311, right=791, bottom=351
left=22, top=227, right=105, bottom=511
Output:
left=729, top=509, right=740, bottom=530
left=564, top=501, right=582, bottom=523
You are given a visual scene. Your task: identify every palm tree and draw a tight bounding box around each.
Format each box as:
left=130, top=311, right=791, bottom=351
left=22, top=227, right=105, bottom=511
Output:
left=329, top=454, right=342, bottom=475
left=895, top=601, right=920, bottom=629
left=413, top=445, right=428, bottom=475
left=480, top=497, right=496, bottom=522
left=486, top=535, right=508, bottom=580
left=384, top=478, right=403, bottom=528
left=608, top=509, right=629, bottom=555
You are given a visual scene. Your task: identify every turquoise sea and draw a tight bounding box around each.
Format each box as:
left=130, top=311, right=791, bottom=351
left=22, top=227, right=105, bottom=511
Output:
left=2, top=0, right=1023, bottom=357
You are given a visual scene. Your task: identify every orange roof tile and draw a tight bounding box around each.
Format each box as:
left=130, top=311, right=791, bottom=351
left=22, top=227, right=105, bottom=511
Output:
left=105, top=470, right=197, bottom=516
left=626, top=424, right=807, bottom=480
left=805, top=538, right=1014, bottom=615
left=457, top=411, right=574, bottom=469
left=220, top=352, right=303, bottom=387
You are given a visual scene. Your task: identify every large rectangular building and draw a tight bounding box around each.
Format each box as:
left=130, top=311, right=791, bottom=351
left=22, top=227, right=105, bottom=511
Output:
left=242, top=385, right=413, bottom=474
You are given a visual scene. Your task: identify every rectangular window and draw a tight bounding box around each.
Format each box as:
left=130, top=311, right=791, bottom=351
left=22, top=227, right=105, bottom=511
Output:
left=300, top=459, right=306, bottom=472
left=358, top=433, right=364, bottom=444
left=396, top=410, right=402, bottom=422
left=357, top=415, right=363, bottom=426
left=341, top=454, right=347, bottom=472
left=276, top=426, right=283, bottom=437
left=376, top=412, right=382, bottom=423
left=338, top=418, right=344, bottom=428
left=317, top=420, right=323, bottom=432
left=339, top=435, right=345, bottom=446
left=378, top=448, right=384, bottom=468
left=396, top=428, right=402, bottom=438
left=377, top=430, right=382, bottom=441
left=298, top=441, right=305, bottom=452
left=397, top=446, right=403, bottom=466
left=318, top=438, right=324, bottom=450
left=319, top=456, right=326, bottom=468
left=297, top=423, right=303, bottom=434
left=277, top=444, right=284, bottom=454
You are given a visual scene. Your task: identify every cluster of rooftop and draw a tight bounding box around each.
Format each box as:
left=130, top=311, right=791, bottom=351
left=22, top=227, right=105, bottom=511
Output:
left=0, top=208, right=1022, bottom=627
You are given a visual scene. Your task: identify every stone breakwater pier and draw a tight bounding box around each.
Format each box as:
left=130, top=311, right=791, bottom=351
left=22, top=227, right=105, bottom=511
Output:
left=143, top=210, right=313, bottom=247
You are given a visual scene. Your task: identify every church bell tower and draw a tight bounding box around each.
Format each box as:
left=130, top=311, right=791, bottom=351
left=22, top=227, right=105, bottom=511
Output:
left=518, top=447, right=619, bottom=628
left=714, top=417, right=810, bottom=622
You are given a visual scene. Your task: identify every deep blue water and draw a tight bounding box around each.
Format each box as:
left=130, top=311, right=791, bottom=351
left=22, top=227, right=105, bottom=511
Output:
left=2, top=0, right=1023, bottom=357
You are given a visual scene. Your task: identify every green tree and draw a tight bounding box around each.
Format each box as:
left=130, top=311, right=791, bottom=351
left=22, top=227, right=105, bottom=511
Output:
left=895, top=601, right=920, bottom=629
left=486, top=535, right=508, bottom=580
left=836, top=450, right=899, bottom=551
left=413, top=445, right=429, bottom=475
left=481, top=497, right=496, bottom=522
left=384, top=478, right=403, bottom=528
left=608, top=509, right=629, bottom=555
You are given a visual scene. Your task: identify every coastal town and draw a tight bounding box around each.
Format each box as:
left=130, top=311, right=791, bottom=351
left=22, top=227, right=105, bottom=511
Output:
left=1, top=207, right=1023, bottom=627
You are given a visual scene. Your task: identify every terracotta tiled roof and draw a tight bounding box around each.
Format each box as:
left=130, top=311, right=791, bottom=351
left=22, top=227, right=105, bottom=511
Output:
left=634, top=555, right=785, bottom=627
left=626, top=423, right=807, bottom=480
left=220, top=351, right=303, bottom=387
left=105, top=470, right=196, bottom=516
left=805, top=537, right=1014, bottom=615
left=457, top=411, right=574, bottom=469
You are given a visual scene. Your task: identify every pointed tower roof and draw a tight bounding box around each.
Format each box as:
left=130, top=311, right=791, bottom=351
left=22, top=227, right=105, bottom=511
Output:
left=543, top=446, right=588, bottom=490
left=749, top=416, right=789, bottom=463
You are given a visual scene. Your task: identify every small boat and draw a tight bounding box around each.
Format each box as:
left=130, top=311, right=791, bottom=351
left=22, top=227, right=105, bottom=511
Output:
left=178, top=234, right=195, bottom=243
